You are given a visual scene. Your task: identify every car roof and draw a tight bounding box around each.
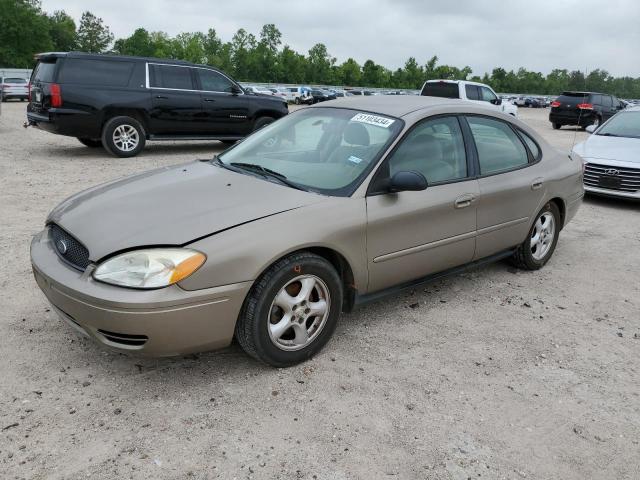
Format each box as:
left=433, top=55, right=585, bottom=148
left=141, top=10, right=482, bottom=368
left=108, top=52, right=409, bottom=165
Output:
left=308, top=95, right=461, bottom=118
left=34, top=51, right=224, bottom=73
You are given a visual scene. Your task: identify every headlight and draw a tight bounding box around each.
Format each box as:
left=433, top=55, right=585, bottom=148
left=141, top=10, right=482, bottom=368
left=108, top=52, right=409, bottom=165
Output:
left=93, top=249, right=206, bottom=289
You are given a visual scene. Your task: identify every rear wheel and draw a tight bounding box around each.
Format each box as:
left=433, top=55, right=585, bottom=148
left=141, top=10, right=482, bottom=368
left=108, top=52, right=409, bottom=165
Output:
left=510, top=202, right=561, bottom=270
left=295, top=97, right=301, bottom=105
left=552, top=123, right=561, bottom=130
left=77, top=137, right=102, bottom=148
left=101, top=116, right=146, bottom=158
left=235, top=252, right=343, bottom=367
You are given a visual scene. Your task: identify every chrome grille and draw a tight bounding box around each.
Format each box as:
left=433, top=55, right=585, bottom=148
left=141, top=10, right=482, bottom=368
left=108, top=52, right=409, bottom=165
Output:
left=583, top=163, right=640, bottom=192
left=49, top=224, right=91, bottom=271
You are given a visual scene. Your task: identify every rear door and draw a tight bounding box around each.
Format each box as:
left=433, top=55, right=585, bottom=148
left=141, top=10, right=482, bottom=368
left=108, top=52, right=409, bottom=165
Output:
left=193, top=67, right=250, bottom=136
left=148, top=63, right=202, bottom=135
left=466, top=115, right=546, bottom=259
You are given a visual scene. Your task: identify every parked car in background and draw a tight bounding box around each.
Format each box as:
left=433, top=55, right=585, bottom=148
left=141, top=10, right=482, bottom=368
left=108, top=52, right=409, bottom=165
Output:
left=524, top=97, right=543, bottom=108
left=321, top=89, right=337, bottom=100
left=309, top=89, right=330, bottom=103
left=1, top=76, right=29, bottom=101
left=31, top=96, right=583, bottom=366
left=269, top=87, right=291, bottom=102
left=26, top=52, right=288, bottom=157
left=286, top=86, right=313, bottom=104
left=549, top=91, right=625, bottom=130
left=421, top=79, right=518, bottom=117
left=244, top=85, right=275, bottom=96
left=572, top=106, right=640, bottom=200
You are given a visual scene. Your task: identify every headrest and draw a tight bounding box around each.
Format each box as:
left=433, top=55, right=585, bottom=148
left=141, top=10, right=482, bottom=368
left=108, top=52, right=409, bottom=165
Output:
left=344, top=122, right=370, bottom=146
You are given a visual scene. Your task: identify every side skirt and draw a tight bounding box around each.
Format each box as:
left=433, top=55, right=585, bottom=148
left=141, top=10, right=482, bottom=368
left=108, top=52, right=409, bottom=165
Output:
left=353, top=249, right=516, bottom=307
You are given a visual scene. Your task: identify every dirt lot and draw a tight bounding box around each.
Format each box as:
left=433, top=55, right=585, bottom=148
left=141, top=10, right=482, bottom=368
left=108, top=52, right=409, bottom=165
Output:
left=1, top=101, right=639, bottom=480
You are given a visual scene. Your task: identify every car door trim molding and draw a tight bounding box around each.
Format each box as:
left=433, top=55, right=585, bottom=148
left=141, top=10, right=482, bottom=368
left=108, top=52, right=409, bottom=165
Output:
left=476, top=216, right=528, bottom=236
left=373, top=230, right=476, bottom=264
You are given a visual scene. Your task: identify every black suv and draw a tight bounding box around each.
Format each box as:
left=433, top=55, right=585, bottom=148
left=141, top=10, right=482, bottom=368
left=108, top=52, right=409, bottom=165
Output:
left=549, top=91, right=625, bottom=130
left=26, top=52, right=288, bottom=157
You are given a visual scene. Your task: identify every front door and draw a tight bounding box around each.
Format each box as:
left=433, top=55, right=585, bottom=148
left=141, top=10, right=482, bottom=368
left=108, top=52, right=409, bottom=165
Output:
left=464, top=115, right=546, bottom=259
left=148, top=63, right=202, bottom=135
left=366, top=116, right=478, bottom=293
left=194, top=68, right=251, bottom=136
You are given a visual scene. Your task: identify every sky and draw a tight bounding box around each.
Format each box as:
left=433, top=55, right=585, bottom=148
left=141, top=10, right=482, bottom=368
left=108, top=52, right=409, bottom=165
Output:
left=40, top=0, right=640, bottom=78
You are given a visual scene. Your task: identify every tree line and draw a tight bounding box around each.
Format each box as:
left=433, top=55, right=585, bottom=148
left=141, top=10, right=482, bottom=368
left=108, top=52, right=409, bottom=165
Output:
left=2, top=0, right=640, bottom=98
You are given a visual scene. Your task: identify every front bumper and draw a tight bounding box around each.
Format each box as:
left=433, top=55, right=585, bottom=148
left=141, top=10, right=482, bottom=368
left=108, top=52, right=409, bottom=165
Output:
left=30, top=229, right=252, bottom=356
left=584, top=185, right=640, bottom=200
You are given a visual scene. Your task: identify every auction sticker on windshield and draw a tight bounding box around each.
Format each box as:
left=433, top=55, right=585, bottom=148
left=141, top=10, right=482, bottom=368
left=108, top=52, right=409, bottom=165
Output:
left=351, top=113, right=395, bottom=128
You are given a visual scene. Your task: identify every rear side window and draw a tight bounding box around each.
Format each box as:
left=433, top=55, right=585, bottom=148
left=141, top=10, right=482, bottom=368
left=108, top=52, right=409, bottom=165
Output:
left=465, top=85, right=480, bottom=100
left=518, top=130, right=541, bottom=160
left=58, top=59, right=134, bottom=87
left=149, top=64, right=194, bottom=90
left=421, top=82, right=460, bottom=99
left=32, top=60, right=58, bottom=83
left=467, top=116, right=529, bottom=175
left=590, top=94, right=602, bottom=105
left=602, top=95, right=612, bottom=107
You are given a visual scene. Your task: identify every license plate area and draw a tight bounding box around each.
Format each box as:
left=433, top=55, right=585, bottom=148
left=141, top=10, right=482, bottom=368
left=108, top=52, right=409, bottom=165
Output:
left=598, top=175, right=621, bottom=189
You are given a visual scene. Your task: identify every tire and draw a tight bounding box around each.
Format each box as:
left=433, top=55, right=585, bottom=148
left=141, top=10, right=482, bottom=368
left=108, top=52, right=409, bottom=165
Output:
left=510, top=202, right=561, bottom=270
left=77, top=137, right=102, bottom=148
left=235, top=252, right=343, bottom=367
left=295, top=97, right=301, bottom=105
left=253, top=116, right=275, bottom=132
left=552, top=123, right=561, bottom=130
left=101, top=116, right=146, bottom=158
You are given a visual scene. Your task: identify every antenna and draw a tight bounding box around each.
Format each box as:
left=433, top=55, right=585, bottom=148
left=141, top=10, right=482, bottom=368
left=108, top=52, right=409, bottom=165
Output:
left=570, top=65, right=588, bottom=155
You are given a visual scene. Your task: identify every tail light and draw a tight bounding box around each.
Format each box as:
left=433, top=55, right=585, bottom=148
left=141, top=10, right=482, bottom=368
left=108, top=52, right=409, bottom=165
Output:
left=550, top=101, right=561, bottom=107
left=577, top=103, right=593, bottom=110
left=50, top=83, right=62, bottom=107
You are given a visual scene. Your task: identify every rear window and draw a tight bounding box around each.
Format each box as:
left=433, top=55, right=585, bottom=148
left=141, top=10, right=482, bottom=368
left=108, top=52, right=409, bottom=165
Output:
left=557, top=92, right=589, bottom=105
left=58, top=58, right=134, bottom=87
left=421, top=82, right=460, bottom=99
left=32, top=60, right=58, bottom=83
left=4, top=78, right=27, bottom=84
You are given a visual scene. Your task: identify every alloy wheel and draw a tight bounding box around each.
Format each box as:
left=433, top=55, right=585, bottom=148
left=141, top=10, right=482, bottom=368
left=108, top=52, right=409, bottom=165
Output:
left=112, top=124, right=139, bottom=152
left=530, top=212, right=555, bottom=261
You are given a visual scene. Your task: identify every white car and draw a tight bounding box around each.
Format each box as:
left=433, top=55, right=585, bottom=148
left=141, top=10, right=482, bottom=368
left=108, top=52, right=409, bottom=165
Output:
left=1, top=76, right=29, bottom=101
left=421, top=79, right=518, bottom=117
left=244, top=85, right=276, bottom=96
left=572, top=106, right=640, bottom=200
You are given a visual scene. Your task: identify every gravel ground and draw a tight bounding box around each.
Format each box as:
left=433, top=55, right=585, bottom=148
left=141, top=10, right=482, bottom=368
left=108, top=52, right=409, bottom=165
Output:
left=1, top=101, right=639, bottom=480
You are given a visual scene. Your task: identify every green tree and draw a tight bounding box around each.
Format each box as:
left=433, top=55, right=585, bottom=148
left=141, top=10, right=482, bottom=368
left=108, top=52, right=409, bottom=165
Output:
left=47, top=10, right=76, bottom=51
left=307, top=43, right=335, bottom=84
left=75, top=11, right=113, bottom=53
left=113, top=28, right=155, bottom=57
left=336, top=58, right=361, bottom=86
left=0, top=0, right=52, bottom=67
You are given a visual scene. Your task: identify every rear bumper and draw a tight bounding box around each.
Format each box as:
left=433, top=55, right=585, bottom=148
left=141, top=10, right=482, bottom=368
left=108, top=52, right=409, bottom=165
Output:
left=26, top=107, right=101, bottom=138
left=549, top=111, right=595, bottom=126
left=30, top=229, right=251, bottom=356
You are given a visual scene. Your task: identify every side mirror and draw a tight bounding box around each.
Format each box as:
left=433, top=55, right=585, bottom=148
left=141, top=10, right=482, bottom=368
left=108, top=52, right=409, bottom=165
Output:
left=585, top=125, right=596, bottom=134
left=231, top=85, right=243, bottom=95
left=388, top=171, right=428, bottom=193
left=492, top=98, right=502, bottom=105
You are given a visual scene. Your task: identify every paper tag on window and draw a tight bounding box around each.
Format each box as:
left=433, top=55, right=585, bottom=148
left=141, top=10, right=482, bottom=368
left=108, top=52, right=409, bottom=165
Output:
left=347, top=155, right=363, bottom=164
left=351, top=113, right=395, bottom=128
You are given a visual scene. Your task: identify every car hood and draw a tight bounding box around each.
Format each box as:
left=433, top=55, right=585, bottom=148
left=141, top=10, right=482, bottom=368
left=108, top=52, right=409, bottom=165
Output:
left=573, top=135, right=640, bottom=164
left=48, top=160, right=324, bottom=261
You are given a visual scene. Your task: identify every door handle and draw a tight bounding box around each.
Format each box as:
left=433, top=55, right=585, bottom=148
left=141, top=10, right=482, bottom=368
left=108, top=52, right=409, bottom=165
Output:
left=155, top=95, right=168, bottom=99
left=454, top=194, right=475, bottom=209
left=204, top=98, right=216, bottom=102
left=531, top=178, right=544, bottom=190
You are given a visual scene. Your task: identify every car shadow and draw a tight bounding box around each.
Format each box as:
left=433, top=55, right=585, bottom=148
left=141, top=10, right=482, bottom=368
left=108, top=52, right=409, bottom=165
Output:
left=37, top=142, right=229, bottom=159
left=584, top=193, right=640, bottom=211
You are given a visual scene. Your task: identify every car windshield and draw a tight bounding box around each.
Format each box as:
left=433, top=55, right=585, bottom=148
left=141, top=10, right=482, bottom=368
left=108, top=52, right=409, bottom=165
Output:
left=597, top=111, right=640, bottom=139
left=218, top=107, right=402, bottom=196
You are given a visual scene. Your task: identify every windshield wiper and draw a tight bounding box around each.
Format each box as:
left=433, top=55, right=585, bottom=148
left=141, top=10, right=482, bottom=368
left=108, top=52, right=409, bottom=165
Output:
left=229, top=162, right=308, bottom=191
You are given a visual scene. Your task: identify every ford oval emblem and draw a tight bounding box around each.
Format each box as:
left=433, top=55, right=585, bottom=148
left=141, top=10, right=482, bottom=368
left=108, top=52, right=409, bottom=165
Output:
left=56, top=239, right=68, bottom=255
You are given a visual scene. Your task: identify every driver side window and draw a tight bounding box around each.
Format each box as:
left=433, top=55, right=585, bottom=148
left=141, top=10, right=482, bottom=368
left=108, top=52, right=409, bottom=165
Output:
left=387, top=116, right=467, bottom=184
left=480, top=87, right=497, bottom=103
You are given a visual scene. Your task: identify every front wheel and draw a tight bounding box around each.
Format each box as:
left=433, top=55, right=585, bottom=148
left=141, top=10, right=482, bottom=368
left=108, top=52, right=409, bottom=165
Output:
left=295, top=97, right=301, bottom=105
left=552, top=123, right=561, bottom=130
left=235, top=252, right=343, bottom=367
left=510, top=202, right=561, bottom=270
left=253, top=116, right=275, bottom=132
left=101, top=116, right=146, bottom=158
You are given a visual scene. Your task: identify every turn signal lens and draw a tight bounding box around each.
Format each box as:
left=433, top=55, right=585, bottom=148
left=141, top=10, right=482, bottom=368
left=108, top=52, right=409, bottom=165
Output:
left=93, top=249, right=206, bottom=289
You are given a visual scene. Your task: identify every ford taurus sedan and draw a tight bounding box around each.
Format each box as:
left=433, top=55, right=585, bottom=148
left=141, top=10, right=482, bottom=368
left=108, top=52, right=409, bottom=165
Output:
left=572, top=106, right=640, bottom=200
left=31, top=96, right=584, bottom=367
